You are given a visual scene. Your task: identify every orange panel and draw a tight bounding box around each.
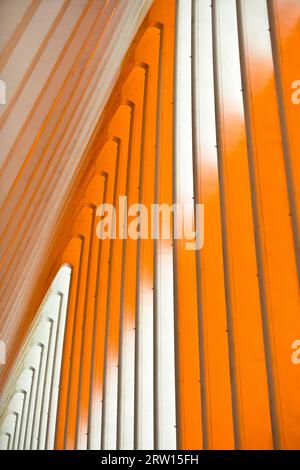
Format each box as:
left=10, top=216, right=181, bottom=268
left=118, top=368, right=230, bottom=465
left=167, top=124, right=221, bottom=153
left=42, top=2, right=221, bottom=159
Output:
left=1, top=0, right=300, bottom=452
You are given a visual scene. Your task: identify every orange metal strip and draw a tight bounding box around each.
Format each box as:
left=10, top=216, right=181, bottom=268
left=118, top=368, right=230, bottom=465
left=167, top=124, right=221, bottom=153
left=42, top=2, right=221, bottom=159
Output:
left=55, top=237, right=83, bottom=449
left=268, top=0, right=300, bottom=281
left=101, top=104, right=133, bottom=449
left=211, top=0, right=272, bottom=449
left=88, top=140, right=119, bottom=449
left=75, top=174, right=106, bottom=449
left=237, top=0, right=300, bottom=449
left=63, top=206, right=94, bottom=449
left=191, top=0, right=234, bottom=449
left=133, top=25, right=161, bottom=449
left=117, top=65, right=147, bottom=449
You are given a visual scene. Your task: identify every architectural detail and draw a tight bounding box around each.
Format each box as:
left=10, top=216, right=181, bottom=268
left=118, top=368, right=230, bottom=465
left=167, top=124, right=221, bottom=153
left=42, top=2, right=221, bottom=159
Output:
left=0, top=0, right=299, bottom=450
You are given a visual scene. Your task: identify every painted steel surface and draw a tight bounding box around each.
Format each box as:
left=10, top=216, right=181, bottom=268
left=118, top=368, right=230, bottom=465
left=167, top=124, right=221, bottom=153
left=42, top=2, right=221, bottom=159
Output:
left=0, top=0, right=300, bottom=450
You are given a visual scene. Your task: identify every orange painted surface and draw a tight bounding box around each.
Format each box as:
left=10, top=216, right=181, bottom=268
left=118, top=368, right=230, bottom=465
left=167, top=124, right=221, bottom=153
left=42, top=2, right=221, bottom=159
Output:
left=1, top=0, right=300, bottom=451
left=54, top=0, right=178, bottom=449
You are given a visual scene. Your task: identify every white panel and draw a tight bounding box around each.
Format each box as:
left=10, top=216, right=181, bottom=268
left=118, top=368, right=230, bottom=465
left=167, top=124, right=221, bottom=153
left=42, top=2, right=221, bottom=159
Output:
left=23, top=343, right=43, bottom=449
left=0, top=0, right=87, bottom=170
left=193, top=0, right=218, bottom=178
left=0, top=0, right=32, bottom=54
left=0, top=265, right=72, bottom=450
left=0, top=414, right=17, bottom=450
left=155, top=246, right=176, bottom=449
left=0, top=0, right=65, bottom=117
left=7, top=392, right=24, bottom=449
left=16, top=369, right=34, bottom=449
left=37, top=294, right=61, bottom=449
left=45, top=266, right=71, bottom=449
left=135, top=250, right=154, bottom=449
left=30, top=319, right=52, bottom=449
left=117, top=308, right=135, bottom=450
left=0, top=0, right=153, bottom=372
left=0, top=432, right=10, bottom=450
left=174, top=0, right=194, bottom=206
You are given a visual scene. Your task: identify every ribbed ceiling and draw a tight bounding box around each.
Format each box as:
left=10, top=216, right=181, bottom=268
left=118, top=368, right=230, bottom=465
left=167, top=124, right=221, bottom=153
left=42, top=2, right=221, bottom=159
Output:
left=0, top=0, right=153, bottom=390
